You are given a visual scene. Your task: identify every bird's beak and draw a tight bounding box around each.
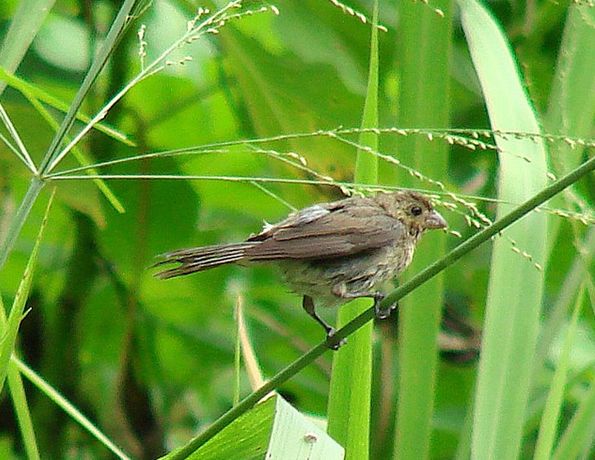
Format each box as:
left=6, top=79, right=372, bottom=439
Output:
left=425, top=210, right=447, bottom=229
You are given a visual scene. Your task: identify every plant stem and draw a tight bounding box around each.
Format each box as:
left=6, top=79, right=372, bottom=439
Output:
left=165, top=155, right=595, bottom=460
left=0, top=176, right=44, bottom=269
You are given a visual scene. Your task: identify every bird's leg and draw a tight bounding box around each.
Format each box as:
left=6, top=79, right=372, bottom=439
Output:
left=302, top=295, right=345, bottom=350
left=332, top=284, right=397, bottom=319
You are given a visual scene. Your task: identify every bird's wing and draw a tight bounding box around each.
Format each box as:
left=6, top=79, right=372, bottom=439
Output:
left=244, top=199, right=405, bottom=260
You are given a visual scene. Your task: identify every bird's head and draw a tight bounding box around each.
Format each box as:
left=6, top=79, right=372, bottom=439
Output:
left=376, top=191, right=447, bottom=237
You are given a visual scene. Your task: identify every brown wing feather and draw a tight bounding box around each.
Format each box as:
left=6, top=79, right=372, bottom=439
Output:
left=244, top=201, right=404, bottom=260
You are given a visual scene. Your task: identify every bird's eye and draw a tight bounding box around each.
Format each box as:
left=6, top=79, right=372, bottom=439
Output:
left=410, top=206, right=423, bottom=216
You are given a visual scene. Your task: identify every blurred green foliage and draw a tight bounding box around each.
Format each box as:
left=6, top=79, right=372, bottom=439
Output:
left=0, top=1, right=593, bottom=459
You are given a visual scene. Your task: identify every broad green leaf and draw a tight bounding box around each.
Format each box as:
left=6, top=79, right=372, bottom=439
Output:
left=459, top=2, right=548, bottom=459
left=164, top=395, right=343, bottom=460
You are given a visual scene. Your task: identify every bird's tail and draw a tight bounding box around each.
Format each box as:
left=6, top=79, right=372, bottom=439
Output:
left=153, top=242, right=257, bottom=279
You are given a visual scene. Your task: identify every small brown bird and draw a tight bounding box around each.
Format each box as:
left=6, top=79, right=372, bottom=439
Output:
left=155, top=191, right=447, bottom=347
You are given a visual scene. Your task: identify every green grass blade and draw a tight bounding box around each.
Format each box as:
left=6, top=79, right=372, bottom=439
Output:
left=0, top=67, right=135, bottom=146
left=393, top=2, right=452, bottom=459
left=459, top=1, right=549, bottom=459
left=0, top=0, right=56, bottom=96
left=533, top=284, right=585, bottom=460
left=533, top=227, right=595, bottom=377
left=545, top=2, right=595, bottom=175
left=13, top=357, right=131, bottom=460
left=327, top=3, right=379, bottom=457
left=7, top=361, right=40, bottom=460
left=0, top=188, right=53, bottom=392
left=544, top=3, right=595, bottom=255
left=551, top=375, right=595, bottom=460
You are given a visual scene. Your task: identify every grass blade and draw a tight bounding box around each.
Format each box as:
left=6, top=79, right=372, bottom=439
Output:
left=551, top=374, right=595, bottom=460
left=327, top=2, right=379, bottom=458
left=0, top=0, right=56, bottom=96
left=0, top=102, right=36, bottom=172
left=459, top=1, right=549, bottom=459
left=13, top=357, right=131, bottom=460
left=0, top=177, right=44, bottom=269
left=0, top=69, right=125, bottom=213
left=544, top=3, right=595, bottom=255
left=393, top=1, right=452, bottom=459
left=0, top=189, right=53, bottom=392
left=533, top=284, right=585, bottom=460
left=7, top=361, right=40, bottom=459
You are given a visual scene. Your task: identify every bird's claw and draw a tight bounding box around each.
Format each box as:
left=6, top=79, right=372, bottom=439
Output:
left=373, top=292, right=397, bottom=319
left=326, top=328, right=347, bottom=350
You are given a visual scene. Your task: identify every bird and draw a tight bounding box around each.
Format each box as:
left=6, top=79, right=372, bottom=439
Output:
left=154, top=190, right=447, bottom=348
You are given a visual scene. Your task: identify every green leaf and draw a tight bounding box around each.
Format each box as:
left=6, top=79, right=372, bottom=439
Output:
left=458, top=1, right=549, bottom=459
left=544, top=3, right=595, bottom=258
left=164, top=395, right=343, bottom=460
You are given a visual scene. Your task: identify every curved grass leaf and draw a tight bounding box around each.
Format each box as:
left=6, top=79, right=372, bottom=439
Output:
left=459, top=1, right=548, bottom=459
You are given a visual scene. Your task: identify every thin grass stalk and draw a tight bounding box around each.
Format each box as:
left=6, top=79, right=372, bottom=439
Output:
left=43, top=1, right=248, bottom=174
left=13, top=357, right=131, bottom=460
left=0, top=0, right=137, bottom=269
left=0, top=103, right=36, bottom=172
left=7, top=363, right=40, bottom=459
left=0, top=67, right=134, bottom=145
left=327, top=2, right=379, bottom=457
left=163, top=153, right=595, bottom=459
left=38, top=0, right=138, bottom=173
left=0, top=177, right=44, bottom=269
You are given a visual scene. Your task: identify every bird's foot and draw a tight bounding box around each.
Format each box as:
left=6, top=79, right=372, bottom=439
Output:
left=326, top=328, right=347, bottom=350
left=373, top=292, right=397, bottom=319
